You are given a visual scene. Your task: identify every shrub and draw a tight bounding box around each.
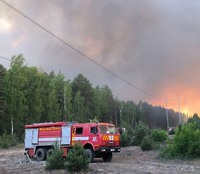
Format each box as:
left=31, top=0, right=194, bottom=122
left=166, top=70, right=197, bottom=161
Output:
left=133, top=121, right=149, bottom=146
left=159, top=144, right=175, bottom=159
left=65, top=143, right=89, bottom=173
left=151, top=129, right=168, bottom=143
left=188, top=113, right=200, bottom=129
left=173, top=123, right=200, bottom=157
left=0, top=132, right=18, bottom=149
left=160, top=123, right=200, bottom=159
left=0, top=132, right=10, bottom=149
left=45, top=141, right=65, bottom=170
left=188, top=139, right=200, bottom=157
left=120, top=121, right=135, bottom=146
left=120, top=132, right=129, bottom=147
left=140, top=136, right=153, bottom=151
left=9, top=134, right=18, bottom=146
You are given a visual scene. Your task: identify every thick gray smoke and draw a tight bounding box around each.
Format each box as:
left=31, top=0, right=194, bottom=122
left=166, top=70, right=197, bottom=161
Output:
left=1, top=0, right=200, bottom=114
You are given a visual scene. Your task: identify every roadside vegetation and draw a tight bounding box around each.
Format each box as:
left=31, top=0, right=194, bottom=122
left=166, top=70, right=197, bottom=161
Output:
left=65, top=143, right=89, bottom=172
left=45, top=142, right=89, bottom=173
left=120, top=121, right=168, bottom=151
left=160, top=114, right=200, bottom=159
left=119, top=113, right=200, bottom=160
left=0, top=132, right=17, bottom=149
left=45, top=141, right=65, bottom=170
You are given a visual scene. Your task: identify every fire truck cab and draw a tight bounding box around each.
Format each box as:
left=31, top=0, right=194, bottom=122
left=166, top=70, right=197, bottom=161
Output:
left=24, top=122, right=120, bottom=162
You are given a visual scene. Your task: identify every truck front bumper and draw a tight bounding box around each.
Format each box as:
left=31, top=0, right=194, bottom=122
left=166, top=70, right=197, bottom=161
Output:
left=99, top=147, right=121, bottom=153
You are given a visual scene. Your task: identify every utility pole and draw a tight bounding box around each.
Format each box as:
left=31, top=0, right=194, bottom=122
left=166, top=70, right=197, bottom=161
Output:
left=115, top=107, right=118, bottom=127
left=11, top=84, right=14, bottom=138
left=63, top=85, right=67, bottom=122
left=166, top=98, right=169, bottom=131
left=11, top=117, right=13, bottom=138
left=178, top=97, right=181, bottom=124
left=120, top=106, right=122, bottom=128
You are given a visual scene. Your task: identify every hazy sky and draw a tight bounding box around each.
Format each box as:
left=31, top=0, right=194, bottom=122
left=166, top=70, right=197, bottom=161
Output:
left=1, top=0, right=200, bottom=115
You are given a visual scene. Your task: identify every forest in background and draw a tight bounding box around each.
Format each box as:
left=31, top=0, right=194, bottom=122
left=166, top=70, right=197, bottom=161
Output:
left=0, top=54, right=187, bottom=138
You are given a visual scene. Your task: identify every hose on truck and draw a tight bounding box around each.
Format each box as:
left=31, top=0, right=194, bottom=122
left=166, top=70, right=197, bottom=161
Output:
left=24, top=150, right=34, bottom=163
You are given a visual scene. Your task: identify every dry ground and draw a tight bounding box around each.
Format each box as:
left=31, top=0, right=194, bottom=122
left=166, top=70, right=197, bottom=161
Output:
left=0, top=145, right=200, bottom=174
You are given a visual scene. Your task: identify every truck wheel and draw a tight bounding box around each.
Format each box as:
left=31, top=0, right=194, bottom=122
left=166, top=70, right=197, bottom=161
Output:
left=102, top=152, right=112, bottom=162
left=35, top=148, right=46, bottom=161
left=47, top=149, right=54, bottom=158
left=84, top=149, right=94, bottom=163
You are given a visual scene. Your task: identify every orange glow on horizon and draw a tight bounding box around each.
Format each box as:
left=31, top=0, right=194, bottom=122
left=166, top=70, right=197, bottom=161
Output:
left=150, top=85, right=199, bottom=117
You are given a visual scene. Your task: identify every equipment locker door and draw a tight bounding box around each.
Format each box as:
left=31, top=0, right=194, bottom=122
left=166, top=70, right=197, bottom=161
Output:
left=25, top=129, right=38, bottom=148
left=61, top=126, right=71, bottom=145
left=32, top=129, right=38, bottom=144
left=25, top=129, right=33, bottom=148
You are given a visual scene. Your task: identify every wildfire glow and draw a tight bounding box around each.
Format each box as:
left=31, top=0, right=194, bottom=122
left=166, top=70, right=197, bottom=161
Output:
left=150, top=85, right=200, bottom=118
left=181, top=108, right=190, bottom=116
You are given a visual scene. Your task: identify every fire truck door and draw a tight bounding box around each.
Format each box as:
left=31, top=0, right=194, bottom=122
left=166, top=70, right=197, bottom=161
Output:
left=61, top=126, right=71, bottom=145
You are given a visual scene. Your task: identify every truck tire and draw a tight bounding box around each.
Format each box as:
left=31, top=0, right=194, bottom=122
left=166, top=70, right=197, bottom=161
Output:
left=47, top=149, right=54, bottom=158
left=35, top=148, right=46, bottom=161
left=84, top=149, right=94, bottom=163
left=102, top=152, right=112, bottom=162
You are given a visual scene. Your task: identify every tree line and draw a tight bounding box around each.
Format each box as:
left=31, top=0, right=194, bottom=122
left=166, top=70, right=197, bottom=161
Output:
left=0, top=54, right=187, bottom=138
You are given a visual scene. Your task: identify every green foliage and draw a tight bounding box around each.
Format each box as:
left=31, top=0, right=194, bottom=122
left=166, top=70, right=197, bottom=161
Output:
left=9, top=134, right=18, bottom=146
left=159, top=144, right=174, bottom=159
left=161, top=123, right=200, bottom=159
left=99, top=85, right=115, bottom=123
left=65, top=143, right=89, bottom=173
left=140, top=136, right=153, bottom=151
left=151, top=129, right=168, bottom=143
left=120, top=121, right=135, bottom=146
left=89, top=117, right=99, bottom=123
left=188, top=139, right=200, bottom=157
left=140, top=129, right=168, bottom=151
left=0, top=132, right=17, bottom=148
left=72, top=74, right=95, bottom=121
left=120, top=131, right=129, bottom=147
left=1, top=54, right=188, bottom=139
left=23, top=66, right=43, bottom=124
left=0, top=132, right=10, bottom=149
left=120, top=101, right=137, bottom=128
left=63, top=81, right=72, bottom=121
left=133, top=121, right=149, bottom=146
left=73, top=91, right=85, bottom=122
left=173, top=123, right=200, bottom=157
left=0, top=64, right=6, bottom=135
left=4, top=55, right=27, bottom=136
left=45, top=142, right=65, bottom=170
left=188, top=113, right=200, bottom=129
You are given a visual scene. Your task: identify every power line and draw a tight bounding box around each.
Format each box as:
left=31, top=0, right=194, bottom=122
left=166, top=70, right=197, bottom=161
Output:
left=0, top=0, right=161, bottom=100
left=0, top=55, right=11, bottom=61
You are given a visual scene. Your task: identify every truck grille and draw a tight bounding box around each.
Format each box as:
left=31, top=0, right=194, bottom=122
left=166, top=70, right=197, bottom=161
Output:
left=105, top=142, right=116, bottom=146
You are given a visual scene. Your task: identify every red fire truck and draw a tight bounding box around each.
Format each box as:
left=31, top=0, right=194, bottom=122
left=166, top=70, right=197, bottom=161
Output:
left=24, top=122, right=120, bottom=162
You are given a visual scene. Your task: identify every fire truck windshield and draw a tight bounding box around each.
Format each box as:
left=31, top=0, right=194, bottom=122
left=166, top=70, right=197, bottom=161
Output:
left=99, top=125, right=117, bottom=134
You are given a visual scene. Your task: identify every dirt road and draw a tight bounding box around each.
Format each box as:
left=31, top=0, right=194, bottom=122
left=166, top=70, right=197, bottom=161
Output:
left=1, top=145, right=200, bottom=174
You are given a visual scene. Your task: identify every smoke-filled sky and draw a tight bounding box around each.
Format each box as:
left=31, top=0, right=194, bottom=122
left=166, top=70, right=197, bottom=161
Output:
left=1, top=0, right=200, bottom=116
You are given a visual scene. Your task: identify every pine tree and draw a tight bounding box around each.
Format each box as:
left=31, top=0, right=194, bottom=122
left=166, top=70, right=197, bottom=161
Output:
left=65, top=143, right=89, bottom=172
